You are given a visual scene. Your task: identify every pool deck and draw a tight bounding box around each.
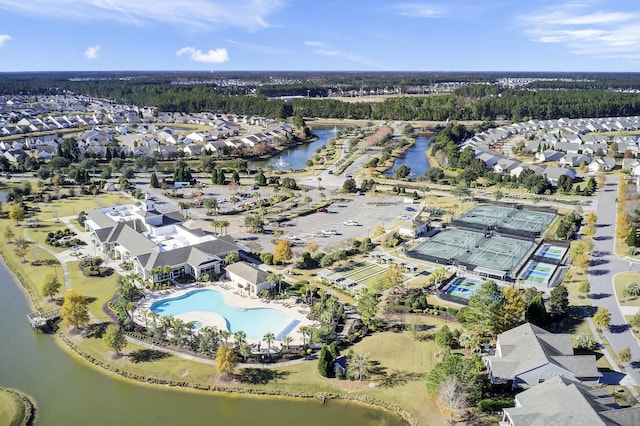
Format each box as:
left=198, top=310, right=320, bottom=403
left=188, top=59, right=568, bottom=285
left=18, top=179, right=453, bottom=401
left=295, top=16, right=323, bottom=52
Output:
left=135, top=281, right=316, bottom=344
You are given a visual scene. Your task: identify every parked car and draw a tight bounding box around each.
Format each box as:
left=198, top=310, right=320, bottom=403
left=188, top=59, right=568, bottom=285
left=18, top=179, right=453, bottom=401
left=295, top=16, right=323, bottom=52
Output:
left=405, top=206, right=416, bottom=212
left=398, top=215, right=410, bottom=220
left=316, top=208, right=328, bottom=213
left=322, top=229, right=337, bottom=235
left=328, top=170, right=334, bottom=175
left=344, top=220, right=359, bottom=226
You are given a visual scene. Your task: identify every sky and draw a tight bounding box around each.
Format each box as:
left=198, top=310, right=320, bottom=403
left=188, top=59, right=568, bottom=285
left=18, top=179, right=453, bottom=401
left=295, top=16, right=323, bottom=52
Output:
left=0, top=0, right=638, bottom=72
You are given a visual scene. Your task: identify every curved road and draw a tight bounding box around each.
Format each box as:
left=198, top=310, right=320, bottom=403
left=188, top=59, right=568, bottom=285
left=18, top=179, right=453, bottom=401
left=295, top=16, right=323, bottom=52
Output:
left=589, top=175, right=640, bottom=385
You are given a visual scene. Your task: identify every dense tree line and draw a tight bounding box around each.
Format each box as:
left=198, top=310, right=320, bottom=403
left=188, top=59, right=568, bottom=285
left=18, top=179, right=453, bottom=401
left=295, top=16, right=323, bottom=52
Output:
left=1, top=73, right=639, bottom=121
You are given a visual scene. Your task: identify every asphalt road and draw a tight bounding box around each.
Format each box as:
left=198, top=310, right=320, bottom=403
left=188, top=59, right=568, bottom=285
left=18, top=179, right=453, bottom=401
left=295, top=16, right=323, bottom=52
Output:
left=589, top=175, right=640, bottom=385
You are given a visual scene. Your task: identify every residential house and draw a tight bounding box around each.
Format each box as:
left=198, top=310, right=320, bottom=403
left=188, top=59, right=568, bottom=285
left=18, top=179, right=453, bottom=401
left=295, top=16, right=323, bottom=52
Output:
left=544, top=166, right=576, bottom=185
left=494, top=158, right=521, bottom=175
left=225, top=261, right=273, bottom=295
left=535, top=150, right=564, bottom=163
left=486, top=322, right=601, bottom=389
left=500, top=375, right=640, bottom=426
left=559, top=153, right=592, bottom=168
left=588, top=157, right=616, bottom=173
left=474, top=151, right=500, bottom=169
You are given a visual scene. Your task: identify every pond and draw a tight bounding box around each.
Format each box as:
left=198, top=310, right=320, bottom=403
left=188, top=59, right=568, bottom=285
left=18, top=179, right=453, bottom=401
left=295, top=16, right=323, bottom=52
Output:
left=383, top=135, right=431, bottom=178
left=251, top=127, right=342, bottom=171
left=0, top=260, right=406, bottom=426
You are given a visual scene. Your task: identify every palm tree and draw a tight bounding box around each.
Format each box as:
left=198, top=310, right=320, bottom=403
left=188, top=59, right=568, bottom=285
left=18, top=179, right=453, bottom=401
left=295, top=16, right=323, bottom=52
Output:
left=268, top=273, right=284, bottom=295
left=317, top=176, right=322, bottom=188
left=219, top=220, right=230, bottom=235
left=159, top=315, right=172, bottom=340
left=140, top=309, right=149, bottom=329
left=148, top=310, right=159, bottom=336
left=219, top=329, right=232, bottom=345
left=263, top=332, right=275, bottom=355
left=239, top=342, right=252, bottom=362
left=233, top=330, right=247, bottom=348
left=298, top=325, right=314, bottom=346
left=282, top=335, right=293, bottom=350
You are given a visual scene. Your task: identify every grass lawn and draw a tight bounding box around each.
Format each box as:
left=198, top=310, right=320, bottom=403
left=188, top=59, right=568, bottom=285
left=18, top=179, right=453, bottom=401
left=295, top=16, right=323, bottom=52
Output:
left=67, top=327, right=447, bottom=426
left=0, top=389, right=27, bottom=426
left=67, top=260, right=120, bottom=321
left=613, top=272, right=640, bottom=307
left=346, top=266, right=385, bottom=281
left=25, top=220, right=71, bottom=254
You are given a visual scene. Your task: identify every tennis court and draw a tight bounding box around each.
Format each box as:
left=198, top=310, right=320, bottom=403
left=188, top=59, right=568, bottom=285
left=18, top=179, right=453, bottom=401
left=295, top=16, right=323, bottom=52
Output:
left=442, top=276, right=483, bottom=300
left=518, top=260, right=557, bottom=287
left=535, top=244, right=567, bottom=262
left=455, top=204, right=556, bottom=237
left=409, top=228, right=533, bottom=276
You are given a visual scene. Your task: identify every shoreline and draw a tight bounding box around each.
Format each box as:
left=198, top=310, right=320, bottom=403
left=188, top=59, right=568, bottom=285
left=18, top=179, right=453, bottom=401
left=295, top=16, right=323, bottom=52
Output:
left=0, top=253, right=417, bottom=426
left=0, top=387, right=36, bottom=426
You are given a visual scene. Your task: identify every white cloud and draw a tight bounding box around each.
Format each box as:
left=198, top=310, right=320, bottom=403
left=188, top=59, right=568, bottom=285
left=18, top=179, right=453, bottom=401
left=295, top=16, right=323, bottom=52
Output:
left=0, top=34, right=10, bottom=47
left=0, top=0, right=284, bottom=30
left=176, top=47, right=229, bottom=64
left=391, top=3, right=445, bottom=18
left=84, top=45, right=100, bottom=59
left=304, top=41, right=377, bottom=68
left=519, top=2, right=640, bottom=60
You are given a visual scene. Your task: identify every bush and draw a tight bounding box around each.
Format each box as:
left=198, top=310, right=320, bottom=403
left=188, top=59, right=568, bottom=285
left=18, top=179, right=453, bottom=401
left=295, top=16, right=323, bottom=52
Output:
left=478, top=397, right=515, bottom=412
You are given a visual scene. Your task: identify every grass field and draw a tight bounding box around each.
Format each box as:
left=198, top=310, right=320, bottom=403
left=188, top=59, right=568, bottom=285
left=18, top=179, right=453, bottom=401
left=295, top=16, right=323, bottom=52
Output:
left=614, top=272, right=640, bottom=307
left=345, top=266, right=385, bottom=281
left=0, top=389, right=28, bottom=426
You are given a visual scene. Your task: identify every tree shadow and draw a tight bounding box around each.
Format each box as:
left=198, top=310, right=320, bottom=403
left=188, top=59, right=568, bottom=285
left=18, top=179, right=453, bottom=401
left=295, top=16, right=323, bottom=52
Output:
left=235, top=368, right=290, bottom=384
left=81, top=322, right=107, bottom=338
left=590, top=250, right=610, bottom=258
left=589, top=258, right=609, bottom=267
left=593, top=236, right=612, bottom=241
left=596, top=224, right=611, bottom=228
left=128, top=348, right=171, bottom=363
left=588, top=293, right=611, bottom=299
left=31, top=259, right=60, bottom=267
left=368, top=359, right=388, bottom=377
left=630, top=361, right=640, bottom=369
left=376, top=369, right=427, bottom=388
left=609, top=324, right=630, bottom=334
left=588, top=269, right=610, bottom=276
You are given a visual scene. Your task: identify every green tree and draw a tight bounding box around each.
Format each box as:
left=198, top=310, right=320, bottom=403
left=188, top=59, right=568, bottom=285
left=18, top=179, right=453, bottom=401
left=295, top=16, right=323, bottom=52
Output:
left=255, top=169, right=267, bottom=186
left=593, top=308, right=611, bottom=331
left=4, top=227, right=14, bottom=243
left=525, top=294, right=548, bottom=327
left=465, top=281, right=503, bottom=335
left=40, top=273, right=62, bottom=301
left=215, top=344, right=238, bottom=378
left=263, top=332, right=275, bottom=355
left=393, top=164, right=412, bottom=180
left=61, top=289, right=90, bottom=330
left=317, top=345, right=334, bottom=378
left=357, top=290, right=379, bottom=329
left=548, top=284, right=569, bottom=317
left=623, top=282, right=640, bottom=298
left=224, top=251, right=240, bottom=265
left=426, top=354, right=484, bottom=404
left=574, top=332, right=596, bottom=350
left=348, top=352, right=371, bottom=381
left=342, top=178, right=357, bottom=193
left=629, top=312, right=640, bottom=331
left=149, top=172, right=160, bottom=188
left=103, top=324, right=127, bottom=355
left=578, top=279, right=590, bottom=297
left=435, top=325, right=453, bottom=350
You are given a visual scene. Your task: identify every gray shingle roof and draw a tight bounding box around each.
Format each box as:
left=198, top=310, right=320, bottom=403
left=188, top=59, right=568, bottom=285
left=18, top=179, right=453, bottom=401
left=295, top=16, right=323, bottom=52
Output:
left=225, top=261, right=269, bottom=285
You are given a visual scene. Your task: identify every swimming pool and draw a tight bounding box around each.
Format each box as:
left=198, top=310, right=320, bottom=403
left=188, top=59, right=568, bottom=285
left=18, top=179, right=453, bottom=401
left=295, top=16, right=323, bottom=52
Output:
left=151, top=289, right=298, bottom=341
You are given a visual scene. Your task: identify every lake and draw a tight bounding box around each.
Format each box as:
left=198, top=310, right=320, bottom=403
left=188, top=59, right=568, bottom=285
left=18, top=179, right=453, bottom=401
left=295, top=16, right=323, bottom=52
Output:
left=383, top=135, right=431, bottom=178
left=251, top=127, right=341, bottom=171
left=0, top=260, right=406, bottom=426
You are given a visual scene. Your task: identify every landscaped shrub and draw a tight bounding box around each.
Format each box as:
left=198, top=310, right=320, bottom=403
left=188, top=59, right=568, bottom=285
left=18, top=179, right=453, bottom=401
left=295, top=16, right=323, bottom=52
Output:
left=478, top=397, right=515, bottom=412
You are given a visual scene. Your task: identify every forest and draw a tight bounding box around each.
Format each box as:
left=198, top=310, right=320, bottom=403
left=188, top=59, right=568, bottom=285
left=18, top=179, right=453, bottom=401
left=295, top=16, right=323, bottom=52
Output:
left=1, top=71, right=639, bottom=122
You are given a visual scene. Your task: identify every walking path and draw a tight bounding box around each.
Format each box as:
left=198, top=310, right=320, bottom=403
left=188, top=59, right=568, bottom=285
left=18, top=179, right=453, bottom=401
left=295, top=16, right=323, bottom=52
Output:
left=589, top=175, right=640, bottom=387
left=22, top=226, right=71, bottom=290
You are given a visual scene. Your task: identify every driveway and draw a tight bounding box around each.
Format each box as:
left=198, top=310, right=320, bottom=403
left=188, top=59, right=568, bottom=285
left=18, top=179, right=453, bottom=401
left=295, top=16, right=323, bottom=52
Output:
left=589, top=175, right=640, bottom=385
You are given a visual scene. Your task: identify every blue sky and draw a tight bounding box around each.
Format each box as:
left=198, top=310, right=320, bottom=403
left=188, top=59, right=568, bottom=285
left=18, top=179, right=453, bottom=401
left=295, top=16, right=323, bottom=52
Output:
left=0, top=0, right=638, bottom=72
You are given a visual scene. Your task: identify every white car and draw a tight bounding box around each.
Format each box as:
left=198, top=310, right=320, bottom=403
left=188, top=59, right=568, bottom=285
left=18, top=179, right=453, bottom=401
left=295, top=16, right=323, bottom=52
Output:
left=343, top=220, right=359, bottom=226
left=398, top=215, right=410, bottom=220
left=322, top=229, right=337, bottom=235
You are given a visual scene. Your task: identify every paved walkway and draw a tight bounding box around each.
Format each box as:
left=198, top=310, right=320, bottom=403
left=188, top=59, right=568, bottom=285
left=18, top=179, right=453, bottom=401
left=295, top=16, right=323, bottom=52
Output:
left=589, top=175, right=640, bottom=387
